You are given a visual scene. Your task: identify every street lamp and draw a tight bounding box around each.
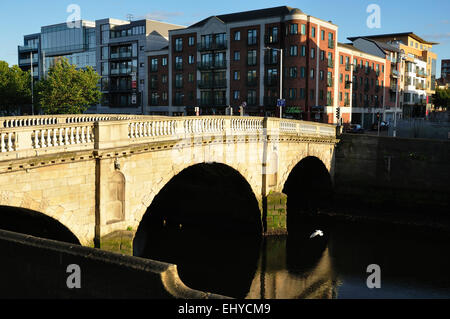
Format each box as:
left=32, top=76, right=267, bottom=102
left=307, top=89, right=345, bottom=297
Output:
left=264, top=47, right=283, bottom=118
left=30, top=51, right=34, bottom=115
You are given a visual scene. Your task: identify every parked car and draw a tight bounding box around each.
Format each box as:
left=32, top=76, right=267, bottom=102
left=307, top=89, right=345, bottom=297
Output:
left=346, top=124, right=365, bottom=134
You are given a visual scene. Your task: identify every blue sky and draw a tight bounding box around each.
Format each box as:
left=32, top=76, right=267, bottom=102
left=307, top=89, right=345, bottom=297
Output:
left=1, top=0, right=449, bottom=77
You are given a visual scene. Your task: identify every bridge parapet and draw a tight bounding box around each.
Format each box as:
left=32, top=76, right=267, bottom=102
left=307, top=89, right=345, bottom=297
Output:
left=0, top=116, right=337, bottom=161
left=0, top=114, right=149, bottom=128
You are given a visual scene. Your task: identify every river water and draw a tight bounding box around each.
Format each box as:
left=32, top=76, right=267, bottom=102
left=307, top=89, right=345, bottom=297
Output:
left=140, top=216, right=450, bottom=299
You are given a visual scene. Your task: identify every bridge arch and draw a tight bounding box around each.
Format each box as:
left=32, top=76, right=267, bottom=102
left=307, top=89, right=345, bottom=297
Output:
left=132, top=162, right=262, bottom=298
left=0, top=205, right=81, bottom=245
left=282, top=156, right=334, bottom=234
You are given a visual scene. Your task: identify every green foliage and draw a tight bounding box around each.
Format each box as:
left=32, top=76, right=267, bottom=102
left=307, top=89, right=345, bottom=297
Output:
left=37, top=58, right=102, bottom=114
left=0, top=61, right=32, bottom=115
left=432, top=87, right=450, bottom=109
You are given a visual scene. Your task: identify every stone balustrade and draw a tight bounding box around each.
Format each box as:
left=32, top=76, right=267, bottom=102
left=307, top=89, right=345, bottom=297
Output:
left=0, top=116, right=337, bottom=160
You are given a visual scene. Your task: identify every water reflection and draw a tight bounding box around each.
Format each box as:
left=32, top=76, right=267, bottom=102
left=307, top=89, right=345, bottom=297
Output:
left=138, top=216, right=450, bottom=299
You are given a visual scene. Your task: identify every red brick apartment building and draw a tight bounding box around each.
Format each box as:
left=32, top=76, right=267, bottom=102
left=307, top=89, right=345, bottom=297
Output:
left=146, top=6, right=401, bottom=125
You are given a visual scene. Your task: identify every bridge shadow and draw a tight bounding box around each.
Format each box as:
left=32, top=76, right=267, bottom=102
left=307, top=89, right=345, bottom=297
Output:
left=0, top=206, right=80, bottom=245
left=133, top=163, right=263, bottom=298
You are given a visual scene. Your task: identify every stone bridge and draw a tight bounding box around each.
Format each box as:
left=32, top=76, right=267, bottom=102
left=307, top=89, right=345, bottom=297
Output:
left=0, top=115, right=338, bottom=248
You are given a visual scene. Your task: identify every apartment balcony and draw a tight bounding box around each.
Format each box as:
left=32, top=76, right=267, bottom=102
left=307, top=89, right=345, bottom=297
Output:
left=264, top=55, right=278, bottom=65
left=197, top=42, right=227, bottom=52
left=265, top=77, right=278, bottom=87
left=415, top=84, right=425, bottom=90
left=173, top=97, right=184, bottom=106
left=247, top=59, right=258, bottom=67
left=198, top=97, right=227, bottom=107
left=197, top=60, right=227, bottom=70
left=416, top=70, right=428, bottom=78
left=174, top=81, right=183, bottom=89
left=110, top=52, right=132, bottom=60
left=344, top=99, right=350, bottom=106
left=264, top=34, right=279, bottom=44
left=247, top=78, right=258, bottom=87
left=345, top=81, right=351, bottom=89
left=18, top=45, right=38, bottom=53
left=345, top=63, right=351, bottom=71
left=391, top=69, right=399, bottom=78
left=110, top=68, right=132, bottom=76
left=149, top=98, right=160, bottom=106
left=18, top=57, right=39, bottom=66
left=109, top=85, right=132, bottom=93
left=174, top=62, right=183, bottom=71
left=198, top=79, right=227, bottom=89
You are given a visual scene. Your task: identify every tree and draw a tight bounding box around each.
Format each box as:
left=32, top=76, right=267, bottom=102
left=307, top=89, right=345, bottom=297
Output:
left=432, top=87, right=450, bottom=110
left=37, top=58, right=101, bottom=114
left=0, top=61, right=32, bottom=115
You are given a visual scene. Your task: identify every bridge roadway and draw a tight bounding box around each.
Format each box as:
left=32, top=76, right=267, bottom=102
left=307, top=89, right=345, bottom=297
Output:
left=0, top=115, right=338, bottom=247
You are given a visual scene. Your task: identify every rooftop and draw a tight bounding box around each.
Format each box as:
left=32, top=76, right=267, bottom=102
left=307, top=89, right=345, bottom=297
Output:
left=348, top=32, right=439, bottom=46
left=187, top=6, right=297, bottom=28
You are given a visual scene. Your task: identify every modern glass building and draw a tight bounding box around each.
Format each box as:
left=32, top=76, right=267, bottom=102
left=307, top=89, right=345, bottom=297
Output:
left=40, top=20, right=96, bottom=77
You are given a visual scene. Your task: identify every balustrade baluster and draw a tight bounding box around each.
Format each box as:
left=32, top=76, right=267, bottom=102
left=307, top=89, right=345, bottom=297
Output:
left=47, top=129, right=53, bottom=147
left=0, top=133, right=5, bottom=152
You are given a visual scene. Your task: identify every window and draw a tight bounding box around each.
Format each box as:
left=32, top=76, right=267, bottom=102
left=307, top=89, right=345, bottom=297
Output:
left=311, top=27, right=316, bottom=38
left=247, top=90, right=257, bottom=105
left=299, top=88, right=305, bottom=100
left=175, top=74, right=183, bottom=88
left=321, top=30, right=325, bottom=40
left=290, top=24, right=298, bottom=35
left=140, top=46, right=144, bottom=51
left=188, top=36, right=195, bottom=46
left=310, top=68, right=315, bottom=79
left=188, top=55, right=195, bottom=64
left=320, top=70, right=324, bottom=80
left=311, top=48, right=315, bottom=59
left=300, top=67, right=306, bottom=78
left=162, top=75, right=167, bottom=84
left=175, top=56, right=183, bottom=70
left=175, top=38, right=183, bottom=52
left=247, top=50, right=257, bottom=66
left=320, top=50, right=325, bottom=61
left=102, top=46, right=109, bottom=60
left=290, top=45, right=298, bottom=56
left=301, top=46, right=306, bottom=57
left=289, top=88, right=296, bottom=100
left=340, top=73, right=343, bottom=83
left=340, top=55, right=344, bottom=65
left=140, top=63, right=145, bottom=67
left=289, top=67, right=297, bottom=78
left=234, top=31, right=241, bottom=41
left=188, top=73, right=194, bottom=83
left=162, top=57, right=168, bottom=66
left=301, top=24, right=306, bottom=35
left=234, top=51, right=240, bottom=61
left=101, top=62, right=108, bottom=76
left=233, top=90, right=240, bottom=100
left=310, top=89, right=315, bottom=100
left=234, top=71, right=240, bottom=81
left=248, top=29, right=257, bottom=45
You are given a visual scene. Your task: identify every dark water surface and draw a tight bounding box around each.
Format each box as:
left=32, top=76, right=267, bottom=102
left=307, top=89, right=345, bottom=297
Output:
left=139, top=216, right=450, bottom=299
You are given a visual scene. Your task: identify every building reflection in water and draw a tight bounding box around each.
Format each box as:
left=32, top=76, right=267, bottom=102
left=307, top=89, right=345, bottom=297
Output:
left=246, top=236, right=341, bottom=299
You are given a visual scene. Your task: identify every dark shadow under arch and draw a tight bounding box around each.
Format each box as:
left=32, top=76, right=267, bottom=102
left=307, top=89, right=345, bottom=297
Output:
left=0, top=206, right=81, bottom=245
left=133, top=162, right=263, bottom=298
left=283, top=156, right=334, bottom=236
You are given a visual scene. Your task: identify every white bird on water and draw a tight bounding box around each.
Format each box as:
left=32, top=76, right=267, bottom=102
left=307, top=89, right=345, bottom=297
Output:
left=310, top=230, right=324, bottom=239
